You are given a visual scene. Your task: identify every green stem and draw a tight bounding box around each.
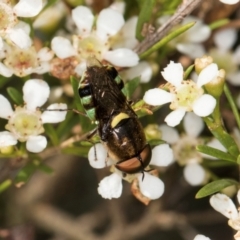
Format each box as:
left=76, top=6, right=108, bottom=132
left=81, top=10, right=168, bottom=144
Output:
left=224, top=84, right=240, bottom=130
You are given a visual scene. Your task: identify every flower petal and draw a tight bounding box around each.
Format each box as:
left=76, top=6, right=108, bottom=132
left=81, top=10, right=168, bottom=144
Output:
left=72, top=6, right=94, bottom=35
left=8, top=28, right=32, bottom=49
left=165, top=108, right=186, bottom=127
left=26, top=135, right=47, bottom=153
left=37, top=47, right=54, bottom=61
left=121, top=61, right=152, bottom=83
left=197, top=63, right=218, bottom=87
left=228, top=71, right=240, bottom=86
left=88, top=143, right=111, bottom=169
left=96, top=8, right=124, bottom=41
left=183, top=163, right=206, bottom=186
left=13, top=0, right=43, bottom=17
left=176, top=43, right=206, bottom=59
left=210, top=193, right=238, bottom=219
left=213, top=28, right=237, bottom=51
left=0, top=62, right=13, bottom=77
left=143, top=88, right=172, bottom=106
left=193, top=234, right=211, bottom=240
left=183, top=112, right=204, bottom=137
left=0, top=95, right=13, bottom=119
left=103, top=49, right=139, bottom=67
left=161, top=61, right=183, bottom=87
left=51, top=37, right=76, bottom=59
left=41, top=103, right=67, bottom=123
left=219, top=0, right=239, bottom=4
left=0, top=131, right=17, bottom=147
left=138, top=173, right=164, bottom=200
left=193, top=94, right=216, bottom=117
left=23, top=79, right=50, bottom=111
left=150, top=144, right=174, bottom=167
left=98, top=173, right=123, bottom=199
left=159, top=124, right=179, bottom=144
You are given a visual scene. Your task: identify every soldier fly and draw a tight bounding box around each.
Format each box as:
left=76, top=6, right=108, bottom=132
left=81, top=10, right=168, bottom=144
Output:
left=78, top=60, right=152, bottom=174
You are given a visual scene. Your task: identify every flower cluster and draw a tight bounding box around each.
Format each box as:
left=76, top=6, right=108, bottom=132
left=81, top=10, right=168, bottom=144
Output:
left=0, top=79, right=67, bottom=153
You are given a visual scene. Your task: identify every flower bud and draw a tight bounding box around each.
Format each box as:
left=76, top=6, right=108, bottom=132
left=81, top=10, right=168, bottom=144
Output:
left=195, top=55, right=213, bottom=74
left=205, top=69, right=226, bottom=98
left=144, top=124, right=162, bottom=140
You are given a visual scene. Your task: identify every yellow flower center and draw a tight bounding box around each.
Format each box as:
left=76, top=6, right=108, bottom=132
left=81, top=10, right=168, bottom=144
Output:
left=170, top=80, right=203, bottom=111
left=5, top=106, right=44, bottom=142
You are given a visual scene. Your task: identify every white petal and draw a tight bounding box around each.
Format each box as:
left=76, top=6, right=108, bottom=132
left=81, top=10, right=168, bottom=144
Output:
left=161, top=61, right=183, bottom=87
left=0, top=62, right=13, bottom=77
left=138, top=173, right=164, bottom=200
left=8, top=28, right=32, bottom=49
left=237, top=190, right=240, bottom=205
left=98, top=173, right=122, bottom=199
left=33, top=61, right=50, bottom=75
left=23, top=79, right=50, bottom=111
left=165, top=109, right=186, bottom=127
left=109, top=2, right=126, bottom=14
left=197, top=63, right=218, bottom=87
left=41, top=103, right=67, bottom=123
left=88, top=143, right=111, bottom=169
left=194, top=234, right=211, bottom=240
left=103, top=49, right=139, bottom=67
left=13, top=0, right=43, bottom=17
left=0, top=95, right=13, bottom=119
left=96, top=8, right=124, bottom=41
left=143, top=88, right=172, bottom=106
left=219, top=0, right=239, bottom=4
left=159, top=124, right=179, bottom=144
left=193, top=94, right=216, bottom=117
left=183, top=112, right=204, bottom=137
left=74, top=62, right=87, bottom=76
left=121, top=61, right=152, bottom=83
left=183, top=163, right=206, bottom=186
left=37, top=47, right=54, bottom=61
left=228, top=71, right=240, bottom=86
left=51, top=37, right=76, bottom=59
left=176, top=43, right=206, bottom=59
left=214, top=28, right=237, bottom=51
left=26, top=135, right=47, bottom=153
left=72, top=6, right=94, bottom=35
left=0, top=131, right=17, bottom=147
left=210, top=193, right=238, bottom=219
left=150, top=144, right=174, bottom=166
left=207, top=138, right=226, bottom=152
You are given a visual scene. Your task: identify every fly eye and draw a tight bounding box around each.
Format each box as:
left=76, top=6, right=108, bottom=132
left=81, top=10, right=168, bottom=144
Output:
left=115, top=144, right=152, bottom=174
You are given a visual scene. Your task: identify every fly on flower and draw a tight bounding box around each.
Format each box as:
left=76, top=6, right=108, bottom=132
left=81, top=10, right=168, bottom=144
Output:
left=79, top=59, right=152, bottom=175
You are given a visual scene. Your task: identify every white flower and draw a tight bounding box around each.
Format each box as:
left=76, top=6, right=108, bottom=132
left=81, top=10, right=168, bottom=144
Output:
left=194, top=234, right=211, bottom=240
left=51, top=6, right=139, bottom=74
left=210, top=190, right=240, bottom=231
left=0, top=79, right=67, bottom=153
left=0, top=46, right=54, bottom=77
left=0, top=0, right=43, bottom=49
left=88, top=142, right=172, bottom=200
left=98, top=172, right=123, bottom=199
left=210, top=28, right=240, bottom=86
left=143, top=61, right=217, bottom=127
left=158, top=16, right=211, bottom=59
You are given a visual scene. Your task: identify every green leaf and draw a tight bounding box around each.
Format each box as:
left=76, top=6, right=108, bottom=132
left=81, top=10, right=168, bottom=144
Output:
left=209, top=19, right=229, bottom=30
left=184, top=64, right=194, bottom=80
left=44, top=124, right=59, bottom=146
left=148, top=139, right=165, bottom=146
left=196, top=179, right=239, bottom=198
left=7, top=87, right=23, bottom=105
left=122, top=77, right=140, bottom=99
left=139, top=21, right=195, bottom=59
left=136, top=0, right=156, bottom=41
left=0, top=76, right=9, bottom=88
left=197, top=145, right=236, bottom=163
left=0, top=179, right=12, bottom=193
